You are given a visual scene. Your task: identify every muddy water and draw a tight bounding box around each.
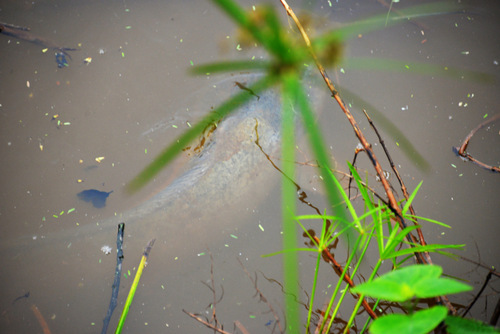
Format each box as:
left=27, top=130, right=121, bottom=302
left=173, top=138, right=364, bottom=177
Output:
left=1, top=0, right=499, bottom=333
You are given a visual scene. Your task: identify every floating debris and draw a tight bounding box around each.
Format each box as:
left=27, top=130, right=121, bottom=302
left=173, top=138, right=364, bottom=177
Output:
left=101, top=245, right=112, bottom=255
left=77, top=189, right=113, bottom=208
left=55, top=52, right=69, bottom=68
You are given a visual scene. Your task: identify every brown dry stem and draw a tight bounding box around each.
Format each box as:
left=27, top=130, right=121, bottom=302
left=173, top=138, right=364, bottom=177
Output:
left=454, top=113, right=500, bottom=173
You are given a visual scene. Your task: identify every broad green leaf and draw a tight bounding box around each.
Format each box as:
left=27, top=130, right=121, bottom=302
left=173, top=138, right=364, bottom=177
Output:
left=352, top=265, right=472, bottom=302
left=370, top=306, right=448, bottom=334
left=414, top=277, right=473, bottom=298
left=353, top=279, right=414, bottom=302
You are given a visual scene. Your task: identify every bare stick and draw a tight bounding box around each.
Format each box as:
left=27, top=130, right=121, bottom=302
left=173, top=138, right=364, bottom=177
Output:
left=30, top=304, right=51, bottom=334
left=237, top=258, right=284, bottom=333
left=183, top=310, right=232, bottom=334
left=362, top=109, right=428, bottom=250
left=453, top=114, right=500, bottom=173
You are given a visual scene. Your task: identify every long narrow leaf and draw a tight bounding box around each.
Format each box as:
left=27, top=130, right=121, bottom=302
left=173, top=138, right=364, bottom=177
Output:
left=127, top=74, right=276, bottom=192
left=191, top=60, right=270, bottom=75
left=293, top=83, right=353, bottom=247
left=314, top=2, right=461, bottom=46
left=342, top=58, right=494, bottom=84
left=281, top=72, right=300, bottom=332
left=402, top=181, right=423, bottom=216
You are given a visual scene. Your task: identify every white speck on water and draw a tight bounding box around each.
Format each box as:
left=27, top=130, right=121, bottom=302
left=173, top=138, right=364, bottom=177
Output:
left=101, top=245, right=112, bottom=255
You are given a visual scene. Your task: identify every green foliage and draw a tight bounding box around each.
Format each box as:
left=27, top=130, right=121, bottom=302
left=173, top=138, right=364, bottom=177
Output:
left=351, top=265, right=473, bottom=334
left=351, top=265, right=472, bottom=302
left=370, top=306, right=448, bottom=334
left=124, top=0, right=496, bottom=332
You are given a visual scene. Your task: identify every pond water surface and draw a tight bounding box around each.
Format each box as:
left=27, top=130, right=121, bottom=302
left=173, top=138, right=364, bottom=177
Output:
left=0, top=0, right=499, bottom=333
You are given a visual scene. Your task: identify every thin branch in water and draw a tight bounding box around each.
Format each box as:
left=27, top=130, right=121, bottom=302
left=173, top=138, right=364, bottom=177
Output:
left=183, top=310, right=232, bottom=334
left=462, top=271, right=493, bottom=318
left=361, top=109, right=429, bottom=254
left=237, top=257, right=284, bottom=333
left=453, top=114, right=500, bottom=173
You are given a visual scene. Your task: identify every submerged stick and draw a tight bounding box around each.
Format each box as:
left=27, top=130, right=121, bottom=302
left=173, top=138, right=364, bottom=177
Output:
left=453, top=114, right=500, bottom=173
left=101, top=223, right=125, bottom=334
left=115, top=238, right=155, bottom=334
left=30, top=304, right=51, bottom=334
left=0, top=23, right=77, bottom=58
left=182, top=310, right=232, bottom=334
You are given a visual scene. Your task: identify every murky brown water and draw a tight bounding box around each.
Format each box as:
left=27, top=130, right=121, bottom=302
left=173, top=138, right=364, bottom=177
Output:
left=0, top=0, right=499, bottom=333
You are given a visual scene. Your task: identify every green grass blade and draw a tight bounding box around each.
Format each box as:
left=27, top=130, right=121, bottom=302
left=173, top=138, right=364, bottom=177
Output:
left=315, top=2, right=461, bottom=45
left=342, top=58, right=495, bottom=84
left=293, top=81, right=353, bottom=247
left=402, top=181, right=423, bottom=216
left=406, top=214, right=452, bottom=228
left=115, top=240, right=155, bottom=334
left=281, top=73, right=300, bottom=332
left=191, top=60, right=270, bottom=75
left=385, top=243, right=465, bottom=259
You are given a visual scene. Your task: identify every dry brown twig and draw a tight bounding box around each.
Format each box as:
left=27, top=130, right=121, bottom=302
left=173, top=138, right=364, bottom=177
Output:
left=453, top=113, right=500, bottom=173
left=237, top=257, right=284, bottom=333
left=183, top=310, right=232, bottom=334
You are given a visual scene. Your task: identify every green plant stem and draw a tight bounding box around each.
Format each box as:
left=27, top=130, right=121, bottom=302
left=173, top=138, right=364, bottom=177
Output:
left=320, top=234, right=362, bottom=333
left=306, top=215, right=330, bottom=333
left=343, top=227, right=377, bottom=333
left=282, top=73, right=300, bottom=332
left=115, top=239, right=155, bottom=334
